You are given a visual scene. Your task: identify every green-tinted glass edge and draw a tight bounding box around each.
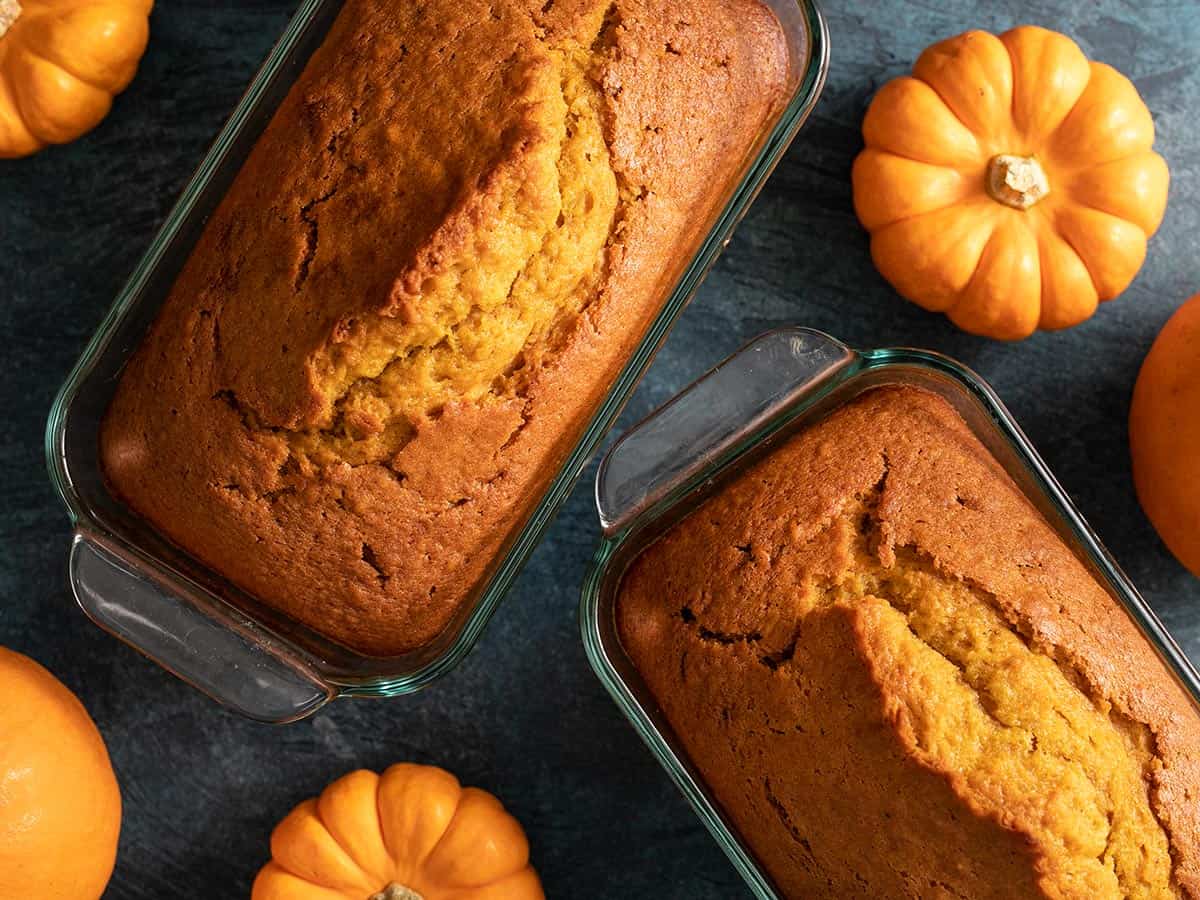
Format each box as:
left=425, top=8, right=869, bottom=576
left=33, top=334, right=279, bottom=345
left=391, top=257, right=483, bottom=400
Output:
left=339, top=0, right=832, bottom=697
left=45, top=0, right=329, bottom=517
left=580, top=343, right=1200, bottom=900
left=859, top=347, right=1200, bottom=707
left=45, top=0, right=831, bottom=701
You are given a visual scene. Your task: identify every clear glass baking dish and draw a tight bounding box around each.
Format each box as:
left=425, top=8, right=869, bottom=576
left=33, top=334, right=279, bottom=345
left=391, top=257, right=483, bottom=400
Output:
left=44, top=0, right=829, bottom=723
left=581, top=327, right=1200, bottom=899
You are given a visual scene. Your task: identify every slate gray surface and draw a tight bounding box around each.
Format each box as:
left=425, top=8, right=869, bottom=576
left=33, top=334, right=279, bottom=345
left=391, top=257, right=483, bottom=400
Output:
left=2, top=1, right=1198, bottom=897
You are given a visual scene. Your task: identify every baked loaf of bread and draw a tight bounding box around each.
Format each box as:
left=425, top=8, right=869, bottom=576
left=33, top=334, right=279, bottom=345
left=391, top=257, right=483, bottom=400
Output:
left=618, top=386, right=1200, bottom=899
left=100, top=0, right=789, bottom=655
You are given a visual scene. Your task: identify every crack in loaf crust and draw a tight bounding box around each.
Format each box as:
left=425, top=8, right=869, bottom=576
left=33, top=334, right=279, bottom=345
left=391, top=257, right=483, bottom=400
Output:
left=617, top=386, right=1200, bottom=900
left=99, top=0, right=790, bottom=655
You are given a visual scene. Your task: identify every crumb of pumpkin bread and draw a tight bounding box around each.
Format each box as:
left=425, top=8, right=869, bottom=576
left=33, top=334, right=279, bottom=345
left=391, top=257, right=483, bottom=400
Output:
left=617, top=386, right=1200, bottom=900
left=98, top=0, right=790, bottom=656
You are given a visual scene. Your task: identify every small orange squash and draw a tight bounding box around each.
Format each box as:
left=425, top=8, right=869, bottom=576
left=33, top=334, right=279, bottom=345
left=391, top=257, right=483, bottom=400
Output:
left=853, top=26, right=1169, bottom=340
left=1130, top=293, right=1200, bottom=577
left=252, top=765, right=544, bottom=900
left=0, top=0, right=153, bottom=158
left=0, top=647, right=122, bottom=900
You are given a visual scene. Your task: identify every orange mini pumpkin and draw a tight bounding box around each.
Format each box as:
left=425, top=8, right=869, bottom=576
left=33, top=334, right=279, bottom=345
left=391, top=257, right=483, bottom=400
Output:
left=853, top=26, right=1169, bottom=340
left=0, top=647, right=122, bottom=900
left=0, top=0, right=153, bottom=158
left=252, top=765, right=544, bottom=900
left=1130, top=293, right=1200, bottom=577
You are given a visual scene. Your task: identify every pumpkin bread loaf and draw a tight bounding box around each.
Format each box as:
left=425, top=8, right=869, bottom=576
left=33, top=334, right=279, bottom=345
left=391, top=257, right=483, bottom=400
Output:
left=618, top=386, right=1200, bottom=899
left=100, top=0, right=789, bottom=655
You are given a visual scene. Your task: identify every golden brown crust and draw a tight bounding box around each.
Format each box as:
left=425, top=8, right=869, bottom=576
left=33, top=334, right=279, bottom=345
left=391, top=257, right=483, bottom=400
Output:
left=617, top=386, right=1200, bottom=899
left=99, top=0, right=789, bottom=655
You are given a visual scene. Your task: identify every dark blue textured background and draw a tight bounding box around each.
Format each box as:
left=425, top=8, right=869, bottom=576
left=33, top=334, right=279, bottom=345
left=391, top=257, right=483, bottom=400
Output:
left=2, top=1, right=1198, bottom=896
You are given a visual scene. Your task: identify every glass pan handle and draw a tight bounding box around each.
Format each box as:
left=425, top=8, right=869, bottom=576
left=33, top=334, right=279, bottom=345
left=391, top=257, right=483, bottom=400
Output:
left=70, top=533, right=332, bottom=723
left=595, top=327, right=856, bottom=534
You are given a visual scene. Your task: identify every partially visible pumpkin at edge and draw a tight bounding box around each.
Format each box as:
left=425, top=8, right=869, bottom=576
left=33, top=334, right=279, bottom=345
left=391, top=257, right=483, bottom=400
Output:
left=853, top=25, right=1169, bottom=340
left=0, top=646, right=122, bottom=900
left=252, top=765, right=544, bottom=900
left=0, top=0, right=153, bottom=158
left=1131, top=293, right=1200, bottom=578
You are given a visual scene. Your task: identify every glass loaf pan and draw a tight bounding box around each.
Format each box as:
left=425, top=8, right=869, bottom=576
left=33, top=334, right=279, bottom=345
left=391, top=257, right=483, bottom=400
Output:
left=581, top=327, right=1200, bottom=900
left=44, top=0, right=830, bottom=723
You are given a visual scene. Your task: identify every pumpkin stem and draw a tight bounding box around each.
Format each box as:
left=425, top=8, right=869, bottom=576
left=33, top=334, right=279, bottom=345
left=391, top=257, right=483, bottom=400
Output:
left=986, top=154, right=1050, bottom=210
left=0, top=0, right=20, bottom=39
left=368, top=885, right=424, bottom=900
